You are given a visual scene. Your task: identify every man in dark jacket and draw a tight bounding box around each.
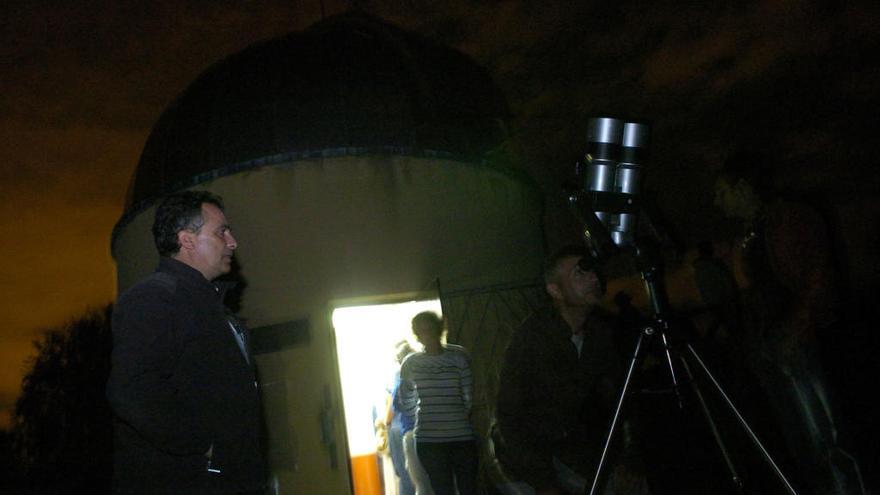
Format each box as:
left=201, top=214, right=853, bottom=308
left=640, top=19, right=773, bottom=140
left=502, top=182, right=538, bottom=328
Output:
left=495, top=245, right=644, bottom=495
left=106, top=191, right=267, bottom=494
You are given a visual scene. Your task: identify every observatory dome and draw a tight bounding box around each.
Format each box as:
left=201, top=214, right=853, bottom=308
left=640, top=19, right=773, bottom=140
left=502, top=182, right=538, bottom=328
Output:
left=127, top=11, right=510, bottom=209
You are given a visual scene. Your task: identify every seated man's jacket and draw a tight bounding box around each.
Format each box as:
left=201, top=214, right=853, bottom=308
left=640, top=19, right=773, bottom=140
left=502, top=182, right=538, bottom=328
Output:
left=495, top=306, right=621, bottom=491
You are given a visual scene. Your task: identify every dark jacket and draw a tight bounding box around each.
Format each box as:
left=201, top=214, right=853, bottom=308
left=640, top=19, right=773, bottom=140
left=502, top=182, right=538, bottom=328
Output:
left=495, top=306, right=621, bottom=490
left=106, top=257, right=266, bottom=494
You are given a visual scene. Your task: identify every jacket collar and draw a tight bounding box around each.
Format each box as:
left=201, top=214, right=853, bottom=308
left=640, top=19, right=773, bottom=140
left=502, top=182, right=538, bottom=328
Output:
left=157, top=257, right=230, bottom=297
left=158, top=256, right=207, bottom=281
left=536, top=305, right=576, bottom=339
left=540, top=304, right=607, bottom=339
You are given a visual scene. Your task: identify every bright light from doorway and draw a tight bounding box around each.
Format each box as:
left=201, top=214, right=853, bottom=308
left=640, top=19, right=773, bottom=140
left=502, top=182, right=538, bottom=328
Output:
left=332, top=299, right=442, bottom=457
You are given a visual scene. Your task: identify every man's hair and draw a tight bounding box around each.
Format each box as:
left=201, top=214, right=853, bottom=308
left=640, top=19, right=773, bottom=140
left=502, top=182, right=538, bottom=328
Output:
left=411, top=311, right=444, bottom=336
left=543, top=244, right=593, bottom=286
left=152, top=191, right=225, bottom=257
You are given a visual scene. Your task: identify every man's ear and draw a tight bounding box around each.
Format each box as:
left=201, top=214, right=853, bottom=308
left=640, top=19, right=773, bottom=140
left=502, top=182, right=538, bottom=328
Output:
left=546, top=281, right=562, bottom=301
left=177, top=230, right=196, bottom=252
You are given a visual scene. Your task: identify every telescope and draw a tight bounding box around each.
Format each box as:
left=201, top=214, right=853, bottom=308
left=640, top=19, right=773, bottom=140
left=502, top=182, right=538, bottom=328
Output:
left=581, top=117, right=649, bottom=248
left=570, top=118, right=670, bottom=316
left=569, top=117, right=659, bottom=296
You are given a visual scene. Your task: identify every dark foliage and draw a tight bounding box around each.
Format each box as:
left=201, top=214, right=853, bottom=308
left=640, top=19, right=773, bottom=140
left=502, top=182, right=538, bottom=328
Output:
left=0, top=429, right=24, bottom=493
left=11, top=305, right=114, bottom=495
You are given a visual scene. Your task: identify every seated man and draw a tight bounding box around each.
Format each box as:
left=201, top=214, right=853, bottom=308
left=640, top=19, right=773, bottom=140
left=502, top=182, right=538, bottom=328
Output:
left=494, top=245, right=645, bottom=495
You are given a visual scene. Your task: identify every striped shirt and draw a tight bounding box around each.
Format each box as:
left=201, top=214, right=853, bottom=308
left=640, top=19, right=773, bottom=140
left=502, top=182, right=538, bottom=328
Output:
left=399, top=344, right=474, bottom=443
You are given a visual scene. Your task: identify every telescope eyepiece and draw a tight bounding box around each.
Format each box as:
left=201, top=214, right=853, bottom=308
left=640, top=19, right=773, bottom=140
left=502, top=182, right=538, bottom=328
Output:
left=587, top=117, right=624, bottom=144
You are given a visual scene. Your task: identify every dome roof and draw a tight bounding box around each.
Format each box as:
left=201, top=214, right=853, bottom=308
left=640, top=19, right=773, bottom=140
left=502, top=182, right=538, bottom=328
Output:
left=127, top=11, right=510, bottom=208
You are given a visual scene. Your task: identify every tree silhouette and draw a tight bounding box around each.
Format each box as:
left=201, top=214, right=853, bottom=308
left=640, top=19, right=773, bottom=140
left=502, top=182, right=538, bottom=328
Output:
left=11, top=304, right=113, bottom=495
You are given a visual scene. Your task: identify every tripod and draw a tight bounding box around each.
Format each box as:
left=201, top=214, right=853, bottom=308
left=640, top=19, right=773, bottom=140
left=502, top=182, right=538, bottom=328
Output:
left=587, top=245, right=799, bottom=495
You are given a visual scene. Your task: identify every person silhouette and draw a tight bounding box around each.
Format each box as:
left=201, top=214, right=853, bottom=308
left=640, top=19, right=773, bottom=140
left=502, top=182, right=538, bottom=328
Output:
left=399, top=312, right=476, bottom=495
left=715, top=157, right=864, bottom=495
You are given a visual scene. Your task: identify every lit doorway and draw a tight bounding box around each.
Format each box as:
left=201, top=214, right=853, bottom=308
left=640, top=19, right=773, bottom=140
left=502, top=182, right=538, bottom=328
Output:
left=332, top=298, right=442, bottom=495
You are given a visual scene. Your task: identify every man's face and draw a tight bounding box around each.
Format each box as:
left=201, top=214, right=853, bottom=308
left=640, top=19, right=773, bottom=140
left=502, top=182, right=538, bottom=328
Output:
left=548, top=256, right=602, bottom=309
left=181, top=203, right=238, bottom=280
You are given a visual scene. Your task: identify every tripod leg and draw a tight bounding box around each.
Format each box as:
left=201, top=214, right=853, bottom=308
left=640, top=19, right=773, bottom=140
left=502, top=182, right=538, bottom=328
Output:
left=685, top=343, right=800, bottom=495
left=589, top=327, right=650, bottom=495
left=659, top=331, right=684, bottom=409
left=678, top=355, right=744, bottom=493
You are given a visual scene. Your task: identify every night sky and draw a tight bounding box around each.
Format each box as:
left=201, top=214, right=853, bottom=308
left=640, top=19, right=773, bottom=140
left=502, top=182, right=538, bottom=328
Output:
left=2, top=0, right=878, bottom=428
